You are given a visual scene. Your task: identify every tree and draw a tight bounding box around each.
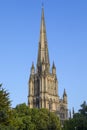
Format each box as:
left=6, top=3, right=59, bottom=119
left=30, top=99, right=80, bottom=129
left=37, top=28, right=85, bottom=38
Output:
left=0, top=84, right=11, bottom=126
left=10, top=103, right=61, bottom=130
left=31, top=108, right=61, bottom=130
left=11, top=103, right=35, bottom=130
left=63, top=101, right=87, bottom=130
left=79, top=101, right=87, bottom=117
left=0, top=84, right=61, bottom=130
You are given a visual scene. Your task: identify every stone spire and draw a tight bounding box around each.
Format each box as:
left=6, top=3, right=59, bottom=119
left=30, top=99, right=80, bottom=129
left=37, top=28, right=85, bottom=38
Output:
left=37, top=7, right=50, bottom=67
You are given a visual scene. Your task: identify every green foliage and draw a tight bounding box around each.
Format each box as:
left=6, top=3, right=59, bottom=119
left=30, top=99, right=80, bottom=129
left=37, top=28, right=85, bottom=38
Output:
left=63, top=101, right=87, bottom=130
left=79, top=101, right=87, bottom=117
left=1, top=83, right=87, bottom=130
left=10, top=103, right=34, bottom=130
left=0, top=84, right=11, bottom=126
left=10, top=103, right=61, bottom=130
left=0, top=84, right=61, bottom=129
left=0, top=84, right=10, bottom=110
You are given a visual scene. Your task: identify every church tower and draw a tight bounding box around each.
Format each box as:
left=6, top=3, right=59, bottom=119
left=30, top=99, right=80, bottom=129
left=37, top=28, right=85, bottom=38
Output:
left=28, top=7, right=68, bottom=121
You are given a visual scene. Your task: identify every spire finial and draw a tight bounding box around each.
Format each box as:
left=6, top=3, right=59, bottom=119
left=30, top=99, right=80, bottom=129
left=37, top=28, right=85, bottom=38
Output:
left=41, top=0, right=44, bottom=8
left=42, top=2, right=44, bottom=8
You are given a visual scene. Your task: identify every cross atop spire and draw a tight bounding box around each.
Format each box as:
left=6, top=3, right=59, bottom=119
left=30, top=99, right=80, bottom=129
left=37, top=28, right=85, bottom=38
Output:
left=37, top=7, right=50, bottom=68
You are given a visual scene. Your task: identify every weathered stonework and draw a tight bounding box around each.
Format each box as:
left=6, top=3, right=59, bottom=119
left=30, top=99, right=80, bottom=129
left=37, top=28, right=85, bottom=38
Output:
left=28, top=7, right=68, bottom=123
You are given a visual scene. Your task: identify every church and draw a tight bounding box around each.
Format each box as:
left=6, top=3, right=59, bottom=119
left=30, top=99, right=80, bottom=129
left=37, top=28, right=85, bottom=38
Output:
left=28, top=7, right=68, bottom=123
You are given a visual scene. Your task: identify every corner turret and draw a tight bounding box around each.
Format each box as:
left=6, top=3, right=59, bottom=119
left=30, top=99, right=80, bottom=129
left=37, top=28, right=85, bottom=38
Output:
left=31, top=62, right=35, bottom=75
left=63, top=89, right=67, bottom=103
left=52, top=62, right=56, bottom=74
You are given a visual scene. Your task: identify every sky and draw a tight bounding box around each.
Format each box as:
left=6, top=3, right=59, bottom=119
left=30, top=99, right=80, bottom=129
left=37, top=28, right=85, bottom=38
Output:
left=0, top=0, right=87, bottom=113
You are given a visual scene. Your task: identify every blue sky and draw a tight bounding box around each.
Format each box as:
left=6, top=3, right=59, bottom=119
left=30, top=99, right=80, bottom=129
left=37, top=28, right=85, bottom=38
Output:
left=0, top=0, right=87, bottom=112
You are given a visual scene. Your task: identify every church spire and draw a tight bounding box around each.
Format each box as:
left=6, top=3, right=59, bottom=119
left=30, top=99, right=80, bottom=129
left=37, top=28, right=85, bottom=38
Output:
left=40, top=7, right=47, bottom=45
left=37, top=7, right=50, bottom=68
